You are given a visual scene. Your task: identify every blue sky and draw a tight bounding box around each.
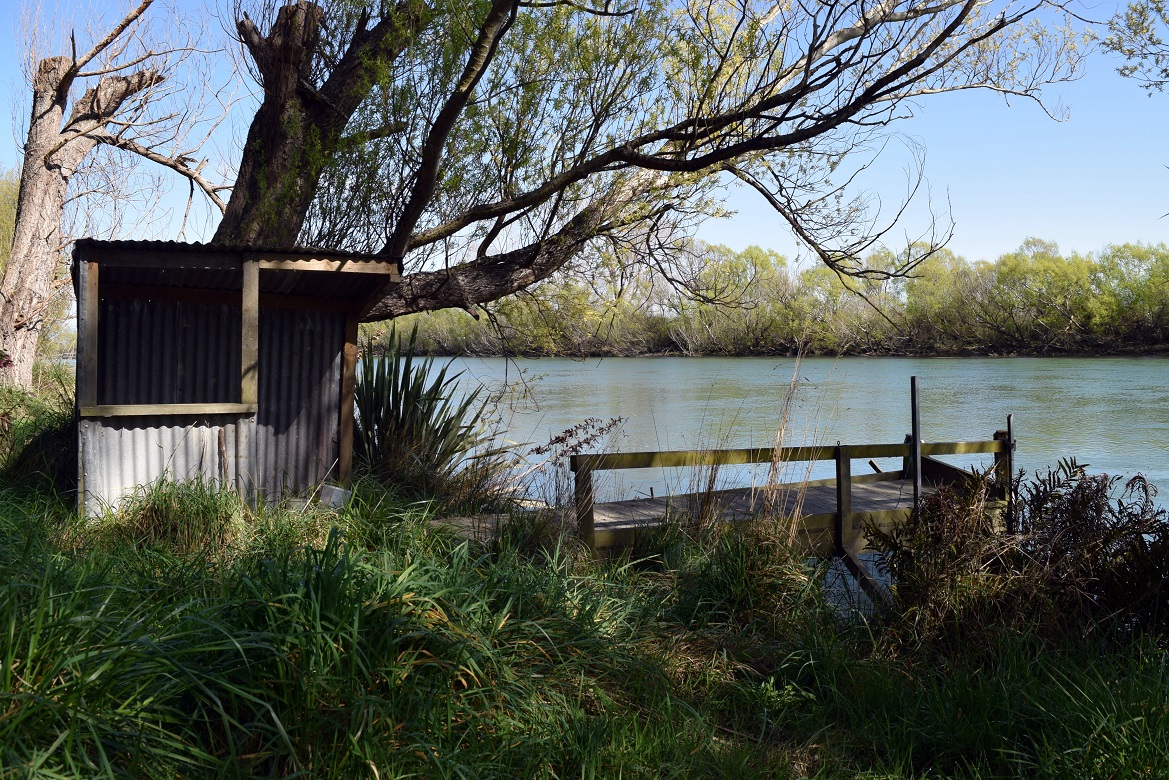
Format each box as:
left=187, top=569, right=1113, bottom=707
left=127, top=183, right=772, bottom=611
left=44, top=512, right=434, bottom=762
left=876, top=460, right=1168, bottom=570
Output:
left=1, top=0, right=1165, bottom=264
left=697, top=33, right=1169, bottom=264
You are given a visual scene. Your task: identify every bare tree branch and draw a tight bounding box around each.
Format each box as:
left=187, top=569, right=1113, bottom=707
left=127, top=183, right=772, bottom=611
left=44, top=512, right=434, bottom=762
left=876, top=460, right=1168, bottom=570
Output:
left=70, top=0, right=154, bottom=75
left=90, top=129, right=229, bottom=213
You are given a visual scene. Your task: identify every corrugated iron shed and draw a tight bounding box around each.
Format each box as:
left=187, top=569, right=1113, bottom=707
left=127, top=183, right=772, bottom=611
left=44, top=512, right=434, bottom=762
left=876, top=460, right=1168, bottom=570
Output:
left=73, top=240, right=400, bottom=515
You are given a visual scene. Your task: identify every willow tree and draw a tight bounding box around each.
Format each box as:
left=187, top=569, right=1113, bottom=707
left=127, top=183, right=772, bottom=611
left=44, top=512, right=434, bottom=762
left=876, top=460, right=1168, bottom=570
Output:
left=214, top=0, right=1082, bottom=324
left=1106, top=0, right=1169, bottom=90
left=2, top=0, right=1084, bottom=386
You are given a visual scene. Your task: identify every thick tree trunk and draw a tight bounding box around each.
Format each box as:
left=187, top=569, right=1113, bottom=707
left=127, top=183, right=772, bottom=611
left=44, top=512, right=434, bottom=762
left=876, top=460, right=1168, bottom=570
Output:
left=0, top=55, right=161, bottom=388
left=214, top=1, right=423, bottom=245
left=0, top=58, right=91, bottom=389
left=212, top=3, right=328, bottom=245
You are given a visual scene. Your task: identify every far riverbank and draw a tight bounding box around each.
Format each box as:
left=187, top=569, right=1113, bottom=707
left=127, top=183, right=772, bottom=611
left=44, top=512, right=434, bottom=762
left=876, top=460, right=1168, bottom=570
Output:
left=386, top=239, right=1169, bottom=358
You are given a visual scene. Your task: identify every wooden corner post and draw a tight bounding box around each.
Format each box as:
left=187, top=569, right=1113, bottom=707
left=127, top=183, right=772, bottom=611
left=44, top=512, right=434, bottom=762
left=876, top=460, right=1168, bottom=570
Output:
left=241, top=259, right=259, bottom=405
left=572, top=455, right=596, bottom=553
left=76, top=256, right=99, bottom=515
left=238, top=258, right=259, bottom=501
left=80, top=260, right=100, bottom=409
left=338, top=315, right=359, bottom=487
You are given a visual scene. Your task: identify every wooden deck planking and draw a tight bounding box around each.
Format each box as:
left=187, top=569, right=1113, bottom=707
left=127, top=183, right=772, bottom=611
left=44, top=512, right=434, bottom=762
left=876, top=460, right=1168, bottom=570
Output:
left=594, top=478, right=918, bottom=529
left=590, top=476, right=929, bottom=554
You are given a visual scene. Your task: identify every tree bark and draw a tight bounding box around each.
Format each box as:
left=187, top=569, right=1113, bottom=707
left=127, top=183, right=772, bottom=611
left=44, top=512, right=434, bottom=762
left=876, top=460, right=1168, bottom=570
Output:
left=364, top=202, right=609, bottom=319
left=213, top=0, right=426, bottom=246
left=1, top=58, right=94, bottom=388
left=0, top=56, right=161, bottom=388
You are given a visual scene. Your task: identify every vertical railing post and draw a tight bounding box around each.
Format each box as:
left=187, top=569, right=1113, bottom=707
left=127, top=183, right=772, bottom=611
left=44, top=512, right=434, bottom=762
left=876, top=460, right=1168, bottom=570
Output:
left=993, top=415, right=1017, bottom=532
left=1007, top=414, right=1015, bottom=525
left=910, top=376, right=922, bottom=516
left=834, top=444, right=852, bottom=556
left=572, top=455, right=596, bottom=554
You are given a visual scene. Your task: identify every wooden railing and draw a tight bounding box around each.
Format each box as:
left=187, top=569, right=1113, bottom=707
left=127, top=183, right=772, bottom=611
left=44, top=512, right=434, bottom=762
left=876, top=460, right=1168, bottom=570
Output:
left=570, top=431, right=1014, bottom=609
left=570, top=432, right=1014, bottom=552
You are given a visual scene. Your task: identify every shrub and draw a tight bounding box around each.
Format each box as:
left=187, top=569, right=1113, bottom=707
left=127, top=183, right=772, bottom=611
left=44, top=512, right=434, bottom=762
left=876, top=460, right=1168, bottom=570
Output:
left=354, top=326, right=510, bottom=508
left=1016, top=459, right=1169, bottom=636
left=869, top=461, right=1169, bottom=653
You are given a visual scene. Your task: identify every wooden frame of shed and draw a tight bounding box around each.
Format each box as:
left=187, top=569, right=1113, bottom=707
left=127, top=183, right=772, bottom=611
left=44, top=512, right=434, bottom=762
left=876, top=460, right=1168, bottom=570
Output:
left=72, top=240, right=400, bottom=516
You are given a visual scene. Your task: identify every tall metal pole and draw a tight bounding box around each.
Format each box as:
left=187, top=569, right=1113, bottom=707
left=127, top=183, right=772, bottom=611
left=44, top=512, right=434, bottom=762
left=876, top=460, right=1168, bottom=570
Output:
left=911, top=375, right=922, bottom=515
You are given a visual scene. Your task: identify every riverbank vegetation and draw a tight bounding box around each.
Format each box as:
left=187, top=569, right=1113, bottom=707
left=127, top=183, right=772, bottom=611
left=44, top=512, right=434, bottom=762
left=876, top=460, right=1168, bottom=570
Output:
left=2, top=350, right=1168, bottom=778
left=392, top=238, right=1169, bottom=357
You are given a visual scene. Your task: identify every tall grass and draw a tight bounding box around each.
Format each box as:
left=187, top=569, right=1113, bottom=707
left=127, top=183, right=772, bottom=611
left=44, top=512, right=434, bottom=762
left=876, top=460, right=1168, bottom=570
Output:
left=2, top=458, right=1168, bottom=777
left=0, top=481, right=784, bottom=778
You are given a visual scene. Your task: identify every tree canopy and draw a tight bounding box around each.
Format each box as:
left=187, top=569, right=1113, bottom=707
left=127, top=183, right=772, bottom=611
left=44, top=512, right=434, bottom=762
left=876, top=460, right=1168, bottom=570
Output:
left=217, top=0, right=1085, bottom=321
left=1107, top=0, right=1169, bottom=91
left=1, top=0, right=1086, bottom=386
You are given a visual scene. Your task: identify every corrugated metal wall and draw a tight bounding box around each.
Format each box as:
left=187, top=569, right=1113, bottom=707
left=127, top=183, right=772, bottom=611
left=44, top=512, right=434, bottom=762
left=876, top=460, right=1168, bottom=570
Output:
left=81, top=300, right=345, bottom=514
left=252, top=307, right=345, bottom=501
left=98, top=299, right=240, bottom=404
left=79, top=415, right=243, bottom=514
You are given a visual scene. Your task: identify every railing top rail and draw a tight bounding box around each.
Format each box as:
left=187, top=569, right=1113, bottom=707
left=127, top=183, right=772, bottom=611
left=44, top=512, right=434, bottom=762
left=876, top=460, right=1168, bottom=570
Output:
left=569, top=439, right=1007, bottom=472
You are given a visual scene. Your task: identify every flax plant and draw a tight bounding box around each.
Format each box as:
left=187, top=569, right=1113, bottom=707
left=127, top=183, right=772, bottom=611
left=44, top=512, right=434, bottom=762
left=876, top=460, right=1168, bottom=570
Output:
left=354, top=326, right=511, bottom=508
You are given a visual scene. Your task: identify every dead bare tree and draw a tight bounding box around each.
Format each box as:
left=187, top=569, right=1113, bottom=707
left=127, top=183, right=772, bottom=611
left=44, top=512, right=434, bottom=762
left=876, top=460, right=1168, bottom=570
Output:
left=0, top=0, right=232, bottom=388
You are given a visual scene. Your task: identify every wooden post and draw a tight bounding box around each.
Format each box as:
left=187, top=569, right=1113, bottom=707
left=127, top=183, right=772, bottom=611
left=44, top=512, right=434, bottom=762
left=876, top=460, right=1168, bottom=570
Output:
left=1007, top=413, right=1015, bottom=525
left=994, top=414, right=1017, bottom=533
left=80, top=261, right=100, bottom=408
left=834, top=445, right=852, bottom=556
left=76, top=258, right=99, bottom=516
left=337, top=315, right=359, bottom=487
left=240, top=259, right=259, bottom=405
left=235, top=417, right=249, bottom=501
left=572, top=455, right=596, bottom=553
left=238, top=258, right=259, bottom=503
left=217, top=427, right=229, bottom=487
left=910, top=376, right=922, bottom=516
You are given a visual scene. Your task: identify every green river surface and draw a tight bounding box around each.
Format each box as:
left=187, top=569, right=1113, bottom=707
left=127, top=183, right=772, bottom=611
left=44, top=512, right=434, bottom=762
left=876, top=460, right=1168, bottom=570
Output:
left=444, top=356, right=1169, bottom=503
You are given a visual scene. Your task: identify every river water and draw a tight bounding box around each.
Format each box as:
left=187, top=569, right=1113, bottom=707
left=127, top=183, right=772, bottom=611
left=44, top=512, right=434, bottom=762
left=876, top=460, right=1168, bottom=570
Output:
left=443, top=356, right=1169, bottom=502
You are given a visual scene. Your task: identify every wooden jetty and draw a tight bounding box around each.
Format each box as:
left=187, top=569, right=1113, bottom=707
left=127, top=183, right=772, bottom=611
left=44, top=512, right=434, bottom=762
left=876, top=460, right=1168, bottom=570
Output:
left=566, top=378, right=1016, bottom=607
left=571, top=424, right=1015, bottom=604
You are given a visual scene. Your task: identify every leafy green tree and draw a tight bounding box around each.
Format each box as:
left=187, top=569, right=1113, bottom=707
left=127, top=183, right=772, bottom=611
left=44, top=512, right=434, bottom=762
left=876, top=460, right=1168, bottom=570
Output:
left=214, top=0, right=1084, bottom=328
left=669, top=245, right=798, bottom=354
left=902, top=248, right=977, bottom=351
left=794, top=248, right=909, bottom=354
left=965, top=239, right=1105, bottom=351
left=1094, top=243, right=1169, bottom=344
left=1106, top=0, right=1169, bottom=91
